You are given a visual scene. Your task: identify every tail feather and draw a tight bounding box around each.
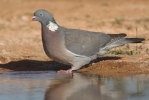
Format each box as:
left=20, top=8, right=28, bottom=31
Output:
left=107, top=33, right=126, bottom=38
left=101, top=37, right=145, bottom=50
left=125, top=38, right=145, bottom=43
left=113, top=38, right=145, bottom=47
left=98, top=33, right=145, bottom=56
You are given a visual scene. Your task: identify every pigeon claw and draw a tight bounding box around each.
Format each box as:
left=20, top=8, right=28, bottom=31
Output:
left=57, top=68, right=72, bottom=73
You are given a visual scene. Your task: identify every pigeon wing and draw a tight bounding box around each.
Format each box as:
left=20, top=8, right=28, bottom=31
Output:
left=60, top=27, right=111, bottom=56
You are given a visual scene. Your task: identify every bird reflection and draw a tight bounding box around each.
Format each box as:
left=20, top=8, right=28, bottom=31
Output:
left=44, top=73, right=126, bottom=100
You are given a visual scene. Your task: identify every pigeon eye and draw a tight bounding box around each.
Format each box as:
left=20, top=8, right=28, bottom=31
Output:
left=40, top=13, right=43, bottom=16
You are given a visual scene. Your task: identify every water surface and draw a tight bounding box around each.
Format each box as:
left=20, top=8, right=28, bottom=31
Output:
left=0, top=71, right=149, bottom=100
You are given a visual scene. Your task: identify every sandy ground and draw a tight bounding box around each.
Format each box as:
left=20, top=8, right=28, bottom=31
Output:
left=0, top=0, right=149, bottom=76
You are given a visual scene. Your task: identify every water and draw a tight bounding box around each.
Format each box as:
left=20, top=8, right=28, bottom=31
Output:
left=0, top=71, right=149, bottom=100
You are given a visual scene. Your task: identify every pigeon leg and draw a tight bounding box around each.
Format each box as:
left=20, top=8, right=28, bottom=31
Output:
left=57, top=68, right=72, bottom=73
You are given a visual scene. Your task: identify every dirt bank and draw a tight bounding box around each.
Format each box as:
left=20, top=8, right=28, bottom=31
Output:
left=0, top=0, right=149, bottom=76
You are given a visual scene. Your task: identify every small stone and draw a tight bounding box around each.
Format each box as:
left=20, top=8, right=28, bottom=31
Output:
left=21, top=15, right=29, bottom=21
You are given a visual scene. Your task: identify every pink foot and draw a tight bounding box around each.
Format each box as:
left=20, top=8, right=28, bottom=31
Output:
left=57, top=68, right=72, bottom=73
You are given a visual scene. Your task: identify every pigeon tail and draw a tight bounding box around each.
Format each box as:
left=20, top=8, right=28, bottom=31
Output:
left=101, top=38, right=145, bottom=50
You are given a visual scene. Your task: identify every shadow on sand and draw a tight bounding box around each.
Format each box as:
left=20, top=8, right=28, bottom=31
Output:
left=0, top=56, right=121, bottom=71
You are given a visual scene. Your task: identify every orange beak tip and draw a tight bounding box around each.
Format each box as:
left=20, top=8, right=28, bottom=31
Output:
left=31, top=16, right=36, bottom=22
left=30, top=18, right=33, bottom=22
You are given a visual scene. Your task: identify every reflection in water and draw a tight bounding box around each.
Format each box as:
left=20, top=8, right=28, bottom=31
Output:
left=0, top=71, right=149, bottom=100
left=44, top=73, right=126, bottom=100
left=0, top=71, right=71, bottom=100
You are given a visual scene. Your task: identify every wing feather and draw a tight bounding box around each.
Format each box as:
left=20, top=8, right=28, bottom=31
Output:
left=59, top=27, right=111, bottom=56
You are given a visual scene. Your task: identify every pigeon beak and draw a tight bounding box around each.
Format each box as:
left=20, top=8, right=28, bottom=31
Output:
left=31, top=16, right=37, bottom=22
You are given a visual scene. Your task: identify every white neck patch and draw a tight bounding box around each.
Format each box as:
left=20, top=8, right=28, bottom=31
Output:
left=46, top=21, right=58, bottom=32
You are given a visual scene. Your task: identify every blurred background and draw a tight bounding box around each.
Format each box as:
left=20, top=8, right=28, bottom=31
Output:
left=0, top=0, right=148, bottom=64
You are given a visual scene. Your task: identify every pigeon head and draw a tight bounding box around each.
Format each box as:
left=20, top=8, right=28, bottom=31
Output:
left=31, top=9, right=57, bottom=26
